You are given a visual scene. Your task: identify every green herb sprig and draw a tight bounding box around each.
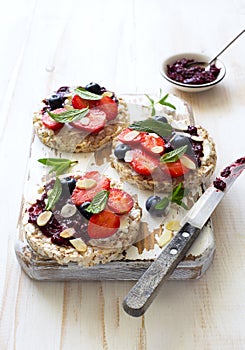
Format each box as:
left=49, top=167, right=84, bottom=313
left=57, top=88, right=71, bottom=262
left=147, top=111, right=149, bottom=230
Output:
left=38, top=158, right=78, bottom=175
left=86, top=190, right=109, bottom=214
left=74, top=87, right=103, bottom=100
left=46, top=177, right=62, bottom=210
left=160, top=145, right=188, bottom=163
left=48, top=107, right=89, bottom=123
left=155, top=183, right=188, bottom=211
left=129, top=119, right=172, bottom=138
left=145, top=89, right=176, bottom=116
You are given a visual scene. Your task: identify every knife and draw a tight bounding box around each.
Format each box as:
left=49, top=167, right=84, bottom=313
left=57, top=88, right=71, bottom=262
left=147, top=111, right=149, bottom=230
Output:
left=123, top=157, right=245, bottom=317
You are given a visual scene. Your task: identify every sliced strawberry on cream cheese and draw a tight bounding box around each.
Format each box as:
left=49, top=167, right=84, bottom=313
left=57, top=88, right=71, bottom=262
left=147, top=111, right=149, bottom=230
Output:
left=161, top=160, right=189, bottom=178
left=140, top=133, right=165, bottom=156
left=70, top=109, right=106, bottom=133
left=71, top=171, right=110, bottom=206
left=97, top=95, right=118, bottom=120
left=107, top=188, right=134, bottom=214
left=118, top=128, right=144, bottom=145
left=87, top=210, right=120, bottom=239
left=42, top=108, right=66, bottom=130
left=130, top=149, right=159, bottom=176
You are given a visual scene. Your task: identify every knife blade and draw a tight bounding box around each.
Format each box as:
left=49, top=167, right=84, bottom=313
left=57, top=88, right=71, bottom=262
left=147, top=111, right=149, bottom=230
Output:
left=123, top=157, right=245, bottom=317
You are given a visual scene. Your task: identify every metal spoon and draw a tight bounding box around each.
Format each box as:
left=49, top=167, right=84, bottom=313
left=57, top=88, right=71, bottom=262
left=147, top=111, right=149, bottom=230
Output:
left=187, top=29, right=245, bottom=69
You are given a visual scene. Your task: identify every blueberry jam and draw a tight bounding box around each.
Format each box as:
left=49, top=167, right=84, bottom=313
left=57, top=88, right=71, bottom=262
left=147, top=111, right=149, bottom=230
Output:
left=167, top=58, right=221, bottom=85
left=213, top=178, right=226, bottom=191
left=27, top=178, right=90, bottom=247
left=220, top=166, right=231, bottom=178
left=236, top=157, right=245, bottom=164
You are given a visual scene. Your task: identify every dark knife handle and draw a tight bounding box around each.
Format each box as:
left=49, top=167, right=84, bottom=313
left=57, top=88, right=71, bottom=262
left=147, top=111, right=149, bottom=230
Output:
left=123, top=223, right=201, bottom=317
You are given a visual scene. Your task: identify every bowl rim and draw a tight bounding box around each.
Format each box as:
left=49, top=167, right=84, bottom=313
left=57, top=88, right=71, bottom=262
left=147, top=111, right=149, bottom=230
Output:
left=160, top=53, right=226, bottom=89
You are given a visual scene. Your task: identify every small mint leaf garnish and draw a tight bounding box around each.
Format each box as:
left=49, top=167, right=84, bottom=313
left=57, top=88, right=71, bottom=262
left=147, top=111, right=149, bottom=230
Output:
left=157, top=93, right=176, bottom=110
left=48, top=108, right=89, bottom=123
left=86, top=190, right=109, bottom=214
left=155, top=197, right=169, bottom=210
left=145, top=90, right=176, bottom=116
left=129, top=119, right=172, bottom=138
left=38, top=158, right=78, bottom=175
left=160, top=145, right=188, bottom=163
left=74, top=87, right=103, bottom=100
left=170, top=183, right=188, bottom=209
left=46, top=177, right=62, bottom=211
left=154, top=183, right=188, bottom=212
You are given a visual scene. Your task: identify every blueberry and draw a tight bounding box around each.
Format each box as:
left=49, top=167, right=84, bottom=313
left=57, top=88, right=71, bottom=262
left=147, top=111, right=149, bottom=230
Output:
left=153, top=115, right=168, bottom=123
left=61, top=177, right=76, bottom=194
left=114, top=143, right=132, bottom=160
left=77, top=202, right=93, bottom=220
left=85, top=82, right=103, bottom=95
left=170, top=134, right=193, bottom=154
left=163, top=142, right=173, bottom=153
left=48, top=93, right=63, bottom=110
left=145, top=196, right=167, bottom=217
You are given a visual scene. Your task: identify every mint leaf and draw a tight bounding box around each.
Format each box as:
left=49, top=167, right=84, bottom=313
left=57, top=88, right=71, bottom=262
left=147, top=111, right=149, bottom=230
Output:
left=158, top=93, right=176, bottom=110
left=145, top=94, right=155, bottom=105
left=130, top=119, right=172, bottom=138
left=86, top=190, right=109, bottom=214
left=170, top=183, right=188, bottom=209
left=46, top=177, right=62, bottom=211
left=145, top=90, right=176, bottom=116
left=38, top=158, right=78, bottom=175
left=74, top=87, right=103, bottom=100
left=158, top=93, right=169, bottom=104
left=155, top=197, right=169, bottom=210
left=48, top=108, right=89, bottom=123
left=160, top=145, right=188, bottom=163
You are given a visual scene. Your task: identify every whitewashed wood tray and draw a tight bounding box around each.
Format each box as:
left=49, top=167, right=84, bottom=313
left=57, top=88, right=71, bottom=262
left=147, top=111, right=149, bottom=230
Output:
left=15, top=94, right=216, bottom=281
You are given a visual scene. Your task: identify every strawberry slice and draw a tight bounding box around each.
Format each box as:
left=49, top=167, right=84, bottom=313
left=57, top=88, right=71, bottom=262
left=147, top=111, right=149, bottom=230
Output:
left=72, top=94, right=100, bottom=110
left=118, top=128, right=145, bottom=145
left=141, top=133, right=165, bottom=156
left=130, top=149, right=159, bottom=176
left=72, top=95, right=89, bottom=109
left=42, top=108, right=65, bottom=130
left=107, top=188, right=134, bottom=214
left=161, top=160, right=190, bottom=178
left=71, top=171, right=111, bottom=206
left=88, top=210, right=120, bottom=239
left=97, top=96, right=118, bottom=120
left=70, top=109, right=106, bottom=133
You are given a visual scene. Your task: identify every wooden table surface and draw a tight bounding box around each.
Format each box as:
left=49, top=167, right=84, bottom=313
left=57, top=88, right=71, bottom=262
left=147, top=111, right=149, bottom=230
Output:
left=1, top=1, right=245, bottom=349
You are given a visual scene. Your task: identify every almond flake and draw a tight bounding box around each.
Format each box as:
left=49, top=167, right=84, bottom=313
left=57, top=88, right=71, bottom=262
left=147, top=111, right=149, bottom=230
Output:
left=158, top=229, right=173, bottom=248
left=151, top=146, right=164, bottom=154
left=165, top=220, right=181, bottom=231
left=180, top=155, right=196, bottom=170
left=60, top=228, right=75, bottom=238
left=124, top=130, right=140, bottom=141
left=149, top=133, right=159, bottom=138
left=70, top=238, right=87, bottom=252
left=76, top=178, right=97, bottom=189
left=61, top=204, right=77, bottom=218
left=80, top=117, right=90, bottom=125
left=64, top=105, right=73, bottom=111
left=191, top=135, right=204, bottom=142
left=171, top=120, right=188, bottom=131
left=102, top=91, right=113, bottom=98
left=37, top=211, right=52, bottom=226
left=124, top=150, right=134, bottom=163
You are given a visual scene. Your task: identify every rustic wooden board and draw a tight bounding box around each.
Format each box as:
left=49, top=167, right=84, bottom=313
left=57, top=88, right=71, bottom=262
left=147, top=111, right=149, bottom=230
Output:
left=15, top=94, right=216, bottom=281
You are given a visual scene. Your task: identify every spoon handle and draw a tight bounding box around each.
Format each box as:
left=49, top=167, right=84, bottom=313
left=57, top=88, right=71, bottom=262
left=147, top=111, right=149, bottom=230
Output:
left=209, top=29, right=245, bottom=65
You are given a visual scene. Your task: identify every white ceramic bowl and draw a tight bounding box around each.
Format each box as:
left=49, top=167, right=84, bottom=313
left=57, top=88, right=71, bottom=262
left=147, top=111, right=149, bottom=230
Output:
left=160, top=52, right=226, bottom=92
